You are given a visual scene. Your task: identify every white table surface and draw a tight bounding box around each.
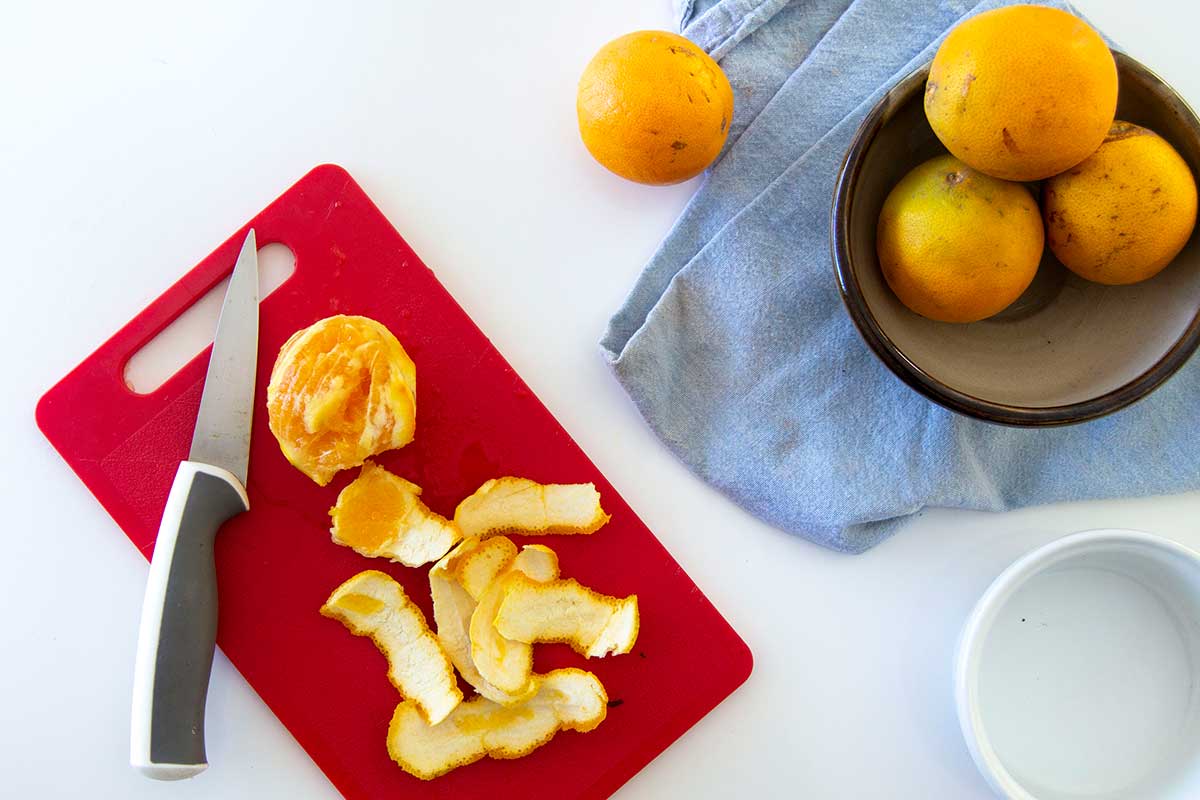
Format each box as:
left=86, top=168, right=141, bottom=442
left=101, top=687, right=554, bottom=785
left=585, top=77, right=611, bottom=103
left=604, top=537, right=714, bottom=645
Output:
left=3, top=1, right=1198, bottom=797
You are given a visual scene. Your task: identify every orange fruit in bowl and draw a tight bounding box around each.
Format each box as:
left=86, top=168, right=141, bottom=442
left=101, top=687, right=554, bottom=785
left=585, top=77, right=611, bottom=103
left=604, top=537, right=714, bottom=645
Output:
left=1043, top=121, right=1198, bottom=285
left=267, top=315, right=416, bottom=485
left=924, top=5, right=1117, bottom=181
left=877, top=154, right=1044, bottom=323
left=577, top=30, right=734, bottom=185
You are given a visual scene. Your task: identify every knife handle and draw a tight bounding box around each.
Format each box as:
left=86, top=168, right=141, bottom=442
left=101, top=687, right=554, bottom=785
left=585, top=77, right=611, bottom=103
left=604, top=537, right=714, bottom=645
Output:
left=130, top=461, right=248, bottom=780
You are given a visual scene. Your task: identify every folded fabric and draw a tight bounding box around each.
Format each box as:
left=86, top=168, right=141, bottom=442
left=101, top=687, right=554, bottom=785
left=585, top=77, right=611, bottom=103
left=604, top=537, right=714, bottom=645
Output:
left=676, top=0, right=852, bottom=149
left=602, top=0, right=1200, bottom=553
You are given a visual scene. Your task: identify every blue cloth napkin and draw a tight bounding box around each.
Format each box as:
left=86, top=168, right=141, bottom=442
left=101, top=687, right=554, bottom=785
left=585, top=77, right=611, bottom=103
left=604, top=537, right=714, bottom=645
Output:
left=602, top=0, right=1200, bottom=553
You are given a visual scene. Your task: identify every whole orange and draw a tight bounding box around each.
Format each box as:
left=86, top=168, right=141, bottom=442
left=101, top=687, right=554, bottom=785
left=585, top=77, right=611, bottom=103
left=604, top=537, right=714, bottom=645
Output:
left=1043, top=121, right=1198, bottom=285
left=877, top=155, right=1044, bottom=323
left=924, top=5, right=1117, bottom=181
left=577, top=31, right=734, bottom=185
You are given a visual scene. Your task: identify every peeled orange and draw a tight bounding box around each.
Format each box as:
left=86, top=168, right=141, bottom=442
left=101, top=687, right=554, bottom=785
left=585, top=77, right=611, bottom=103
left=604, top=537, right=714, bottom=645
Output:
left=266, top=315, right=416, bottom=485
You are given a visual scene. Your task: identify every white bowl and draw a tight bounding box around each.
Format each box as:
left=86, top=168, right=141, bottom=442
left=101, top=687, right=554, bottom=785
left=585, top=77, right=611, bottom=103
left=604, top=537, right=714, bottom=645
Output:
left=956, top=529, right=1200, bottom=799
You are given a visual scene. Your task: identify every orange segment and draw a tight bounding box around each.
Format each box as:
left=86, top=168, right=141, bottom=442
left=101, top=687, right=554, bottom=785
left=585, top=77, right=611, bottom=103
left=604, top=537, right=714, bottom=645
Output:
left=330, top=462, right=461, bottom=567
left=267, top=315, right=416, bottom=485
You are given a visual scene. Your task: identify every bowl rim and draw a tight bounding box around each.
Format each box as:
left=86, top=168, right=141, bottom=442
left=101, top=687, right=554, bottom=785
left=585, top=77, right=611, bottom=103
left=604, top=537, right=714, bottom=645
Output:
left=953, top=528, right=1200, bottom=799
left=830, top=52, right=1200, bottom=427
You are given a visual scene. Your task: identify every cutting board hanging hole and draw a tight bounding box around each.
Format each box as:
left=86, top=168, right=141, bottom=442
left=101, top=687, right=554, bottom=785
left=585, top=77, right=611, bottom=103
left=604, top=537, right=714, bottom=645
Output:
left=123, top=242, right=296, bottom=395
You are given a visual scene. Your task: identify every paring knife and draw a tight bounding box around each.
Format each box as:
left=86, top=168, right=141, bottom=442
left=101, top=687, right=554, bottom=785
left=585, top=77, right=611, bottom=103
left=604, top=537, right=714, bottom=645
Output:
left=130, top=229, right=259, bottom=780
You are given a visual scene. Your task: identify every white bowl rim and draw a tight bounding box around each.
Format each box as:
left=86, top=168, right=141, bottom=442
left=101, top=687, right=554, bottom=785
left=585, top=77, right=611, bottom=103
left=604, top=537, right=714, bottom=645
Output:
left=954, top=528, right=1200, bottom=800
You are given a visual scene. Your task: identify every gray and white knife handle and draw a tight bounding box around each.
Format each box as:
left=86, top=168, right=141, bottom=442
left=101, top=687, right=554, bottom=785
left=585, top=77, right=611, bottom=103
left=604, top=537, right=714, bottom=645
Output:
left=130, top=461, right=249, bottom=780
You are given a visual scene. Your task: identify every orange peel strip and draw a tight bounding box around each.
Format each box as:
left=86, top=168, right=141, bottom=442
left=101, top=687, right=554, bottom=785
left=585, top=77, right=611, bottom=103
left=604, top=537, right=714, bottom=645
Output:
left=431, top=540, right=560, bottom=703
left=467, top=545, right=562, bottom=697
left=441, top=536, right=519, bottom=602
left=494, top=574, right=639, bottom=658
left=387, top=668, right=607, bottom=780
left=320, top=570, right=462, bottom=724
left=430, top=537, right=530, bottom=704
left=453, top=477, right=610, bottom=539
left=329, top=461, right=461, bottom=567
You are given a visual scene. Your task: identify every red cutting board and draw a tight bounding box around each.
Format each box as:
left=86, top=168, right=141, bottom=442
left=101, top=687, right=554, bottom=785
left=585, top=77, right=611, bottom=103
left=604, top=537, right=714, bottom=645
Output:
left=37, top=165, right=752, bottom=799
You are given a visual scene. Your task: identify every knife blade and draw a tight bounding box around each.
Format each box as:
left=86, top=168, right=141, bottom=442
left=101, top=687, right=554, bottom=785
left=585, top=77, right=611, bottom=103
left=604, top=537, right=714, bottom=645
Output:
left=189, top=229, right=259, bottom=486
left=130, top=229, right=259, bottom=780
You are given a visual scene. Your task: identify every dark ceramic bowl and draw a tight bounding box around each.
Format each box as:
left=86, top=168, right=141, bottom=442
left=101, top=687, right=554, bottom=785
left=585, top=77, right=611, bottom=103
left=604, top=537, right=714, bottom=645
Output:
left=832, top=53, right=1200, bottom=426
